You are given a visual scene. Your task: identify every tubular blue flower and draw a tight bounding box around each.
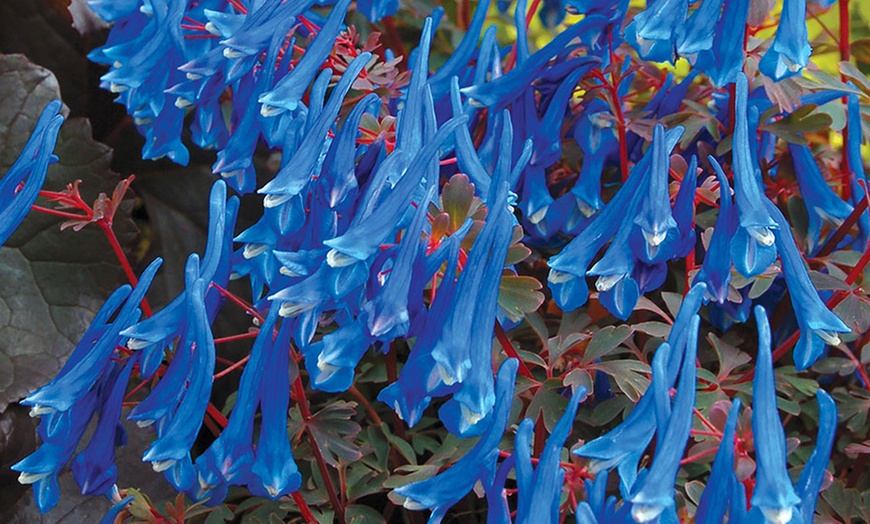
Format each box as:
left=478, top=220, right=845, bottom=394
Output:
left=791, top=390, right=837, bottom=524
left=695, top=157, right=735, bottom=303
left=122, top=181, right=238, bottom=378
left=142, top=270, right=215, bottom=473
left=257, top=0, right=349, bottom=116
left=428, top=0, right=492, bottom=97
left=259, top=52, right=374, bottom=201
left=71, top=357, right=138, bottom=497
left=730, top=74, right=778, bottom=278
left=249, top=316, right=302, bottom=499
left=13, top=390, right=99, bottom=513
left=322, top=93, right=381, bottom=208
left=624, top=0, right=688, bottom=63
left=220, top=0, right=311, bottom=64
left=571, top=99, right=617, bottom=217
left=393, top=359, right=518, bottom=523
left=764, top=200, right=849, bottom=370
left=633, top=124, right=679, bottom=260
left=361, top=185, right=434, bottom=340
left=322, top=115, right=466, bottom=263
left=212, top=26, right=291, bottom=194
left=699, top=0, right=750, bottom=87
left=461, top=17, right=604, bottom=108
left=194, top=307, right=281, bottom=501
left=751, top=305, right=801, bottom=523
left=514, top=386, right=587, bottom=524
left=759, top=0, right=811, bottom=81
left=575, top=283, right=706, bottom=495
left=695, top=399, right=742, bottom=524
left=302, top=320, right=374, bottom=392
left=676, top=0, right=724, bottom=65
left=100, top=494, right=135, bottom=524
left=357, top=0, right=399, bottom=22
left=629, top=314, right=698, bottom=523
left=846, top=94, right=870, bottom=247
left=0, top=100, right=64, bottom=247
left=376, top=230, right=467, bottom=427
left=547, top=127, right=681, bottom=312
left=788, top=144, right=853, bottom=253
left=22, top=259, right=162, bottom=414
left=438, top=205, right=513, bottom=436
left=672, top=155, right=698, bottom=258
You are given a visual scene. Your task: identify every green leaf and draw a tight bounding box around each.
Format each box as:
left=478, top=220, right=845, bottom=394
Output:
left=708, top=334, right=752, bottom=382
left=592, top=360, right=651, bottom=402
left=0, top=54, right=136, bottom=411
left=582, top=325, right=632, bottom=365
left=441, top=173, right=475, bottom=232
left=498, top=273, right=545, bottom=322
left=346, top=505, right=387, bottom=524
left=290, top=401, right=363, bottom=467
left=833, top=294, right=870, bottom=334
left=761, top=104, right=834, bottom=145
left=840, top=61, right=870, bottom=96
left=632, top=321, right=672, bottom=338
left=380, top=423, right=417, bottom=466
left=525, top=378, right=570, bottom=432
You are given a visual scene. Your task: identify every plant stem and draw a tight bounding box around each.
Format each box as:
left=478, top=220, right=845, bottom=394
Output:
left=98, top=222, right=153, bottom=317
left=494, top=321, right=535, bottom=379
left=291, top=492, right=317, bottom=524
left=292, top=375, right=345, bottom=522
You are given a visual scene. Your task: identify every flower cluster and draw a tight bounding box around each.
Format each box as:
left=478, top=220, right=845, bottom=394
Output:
left=0, top=0, right=864, bottom=522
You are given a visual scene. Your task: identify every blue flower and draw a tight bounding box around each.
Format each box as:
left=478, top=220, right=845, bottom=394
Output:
left=258, top=0, right=352, bottom=116
left=571, top=100, right=618, bottom=217
left=764, top=200, right=849, bottom=370
left=695, top=399, right=742, bottom=524
left=676, top=0, right=724, bottom=66
left=750, top=305, right=801, bottom=523
left=788, top=144, right=853, bottom=253
left=194, top=308, right=281, bottom=502
left=759, top=0, right=811, bottom=81
left=513, top=386, right=587, bottom=524
left=357, top=0, right=399, bottom=22
left=699, top=0, right=750, bottom=87
left=71, top=357, right=138, bottom=497
left=846, top=94, right=870, bottom=247
left=461, top=17, right=604, bottom=108
left=624, top=0, right=688, bottom=63
left=791, top=390, right=837, bottom=523
left=141, top=269, right=215, bottom=475
left=574, top=283, right=706, bottom=495
left=695, top=157, right=735, bottom=303
left=249, top=316, right=302, bottom=499
left=361, top=185, right=434, bottom=339
left=377, top=230, right=468, bottom=427
left=0, top=100, right=63, bottom=247
left=629, top=314, right=698, bottom=522
left=392, top=359, right=518, bottom=523
left=13, top=390, right=99, bottom=513
left=730, top=74, right=778, bottom=278
left=22, top=259, right=161, bottom=414
left=554, top=124, right=683, bottom=319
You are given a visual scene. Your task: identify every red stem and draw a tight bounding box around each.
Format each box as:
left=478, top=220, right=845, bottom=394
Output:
left=494, top=321, right=535, bottom=380
left=98, top=222, right=153, bottom=317
left=840, top=0, right=852, bottom=195
left=292, top=374, right=345, bottom=522
left=291, top=492, right=317, bottom=524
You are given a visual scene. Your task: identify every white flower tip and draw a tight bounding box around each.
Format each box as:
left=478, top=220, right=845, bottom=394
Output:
left=243, top=243, right=268, bottom=259
left=631, top=503, right=664, bottom=523
left=222, top=47, right=244, bottom=60
left=761, top=506, right=794, bottom=524
left=151, top=459, right=176, bottom=473
left=595, top=273, right=624, bottom=292
left=327, top=249, right=358, bottom=268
